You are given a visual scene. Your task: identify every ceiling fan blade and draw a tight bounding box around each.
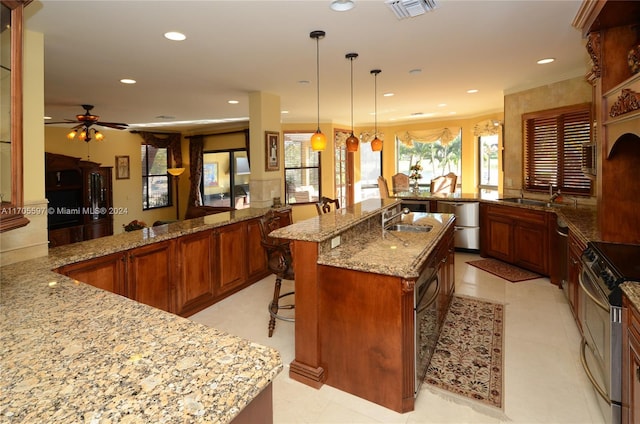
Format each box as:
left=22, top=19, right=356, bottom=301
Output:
left=45, top=119, right=78, bottom=125
left=96, top=121, right=129, bottom=130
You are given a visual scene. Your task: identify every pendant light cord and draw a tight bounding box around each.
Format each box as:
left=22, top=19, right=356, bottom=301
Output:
left=350, top=57, right=354, bottom=134
left=316, top=36, right=320, bottom=131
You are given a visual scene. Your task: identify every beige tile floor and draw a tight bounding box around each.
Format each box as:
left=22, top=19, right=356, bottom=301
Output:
left=190, top=252, right=605, bottom=423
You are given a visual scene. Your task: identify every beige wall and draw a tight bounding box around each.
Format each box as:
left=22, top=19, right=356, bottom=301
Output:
left=503, top=76, right=593, bottom=200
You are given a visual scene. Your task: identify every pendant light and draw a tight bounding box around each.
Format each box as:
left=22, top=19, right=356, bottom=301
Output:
left=345, top=52, right=359, bottom=152
left=310, top=30, right=326, bottom=151
left=370, top=69, right=383, bottom=152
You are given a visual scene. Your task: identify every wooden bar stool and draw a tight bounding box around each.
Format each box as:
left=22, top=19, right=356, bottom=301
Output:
left=315, top=196, right=340, bottom=215
left=258, top=209, right=295, bottom=337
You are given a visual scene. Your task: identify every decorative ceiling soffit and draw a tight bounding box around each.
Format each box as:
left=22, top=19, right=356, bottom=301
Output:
left=609, top=88, right=640, bottom=118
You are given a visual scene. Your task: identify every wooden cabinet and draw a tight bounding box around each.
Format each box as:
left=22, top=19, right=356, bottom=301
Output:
left=567, top=229, right=587, bottom=331
left=480, top=203, right=552, bottom=275
left=45, top=152, right=114, bottom=247
left=127, top=241, right=173, bottom=312
left=436, top=224, right=455, bottom=322
left=55, top=214, right=274, bottom=316
left=217, top=221, right=248, bottom=296
left=56, top=251, right=126, bottom=295
left=623, top=294, right=640, bottom=424
left=246, top=217, right=269, bottom=282
left=0, top=1, right=30, bottom=233
left=174, top=230, right=217, bottom=316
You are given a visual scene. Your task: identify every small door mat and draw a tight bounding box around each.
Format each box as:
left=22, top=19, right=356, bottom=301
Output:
left=466, top=258, right=541, bottom=282
left=425, top=295, right=504, bottom=413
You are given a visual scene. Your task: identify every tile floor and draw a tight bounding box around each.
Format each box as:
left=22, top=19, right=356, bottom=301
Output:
left=190, top=252, right=605, bottom=423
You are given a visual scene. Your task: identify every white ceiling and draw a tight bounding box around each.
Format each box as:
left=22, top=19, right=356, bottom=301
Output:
left=24, top=0, right=588, bottom=132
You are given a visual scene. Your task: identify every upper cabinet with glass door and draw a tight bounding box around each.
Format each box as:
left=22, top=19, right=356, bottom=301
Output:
left=0, top=0, right=30, bottom=232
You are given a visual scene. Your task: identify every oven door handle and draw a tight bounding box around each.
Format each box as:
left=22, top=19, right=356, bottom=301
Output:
left=578, top=271, right=609, bottom=312
left=580, top=338, right=609, bottom=403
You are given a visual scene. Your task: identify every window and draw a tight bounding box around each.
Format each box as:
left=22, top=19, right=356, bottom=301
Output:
left=201, top=150, right=250, bottom=209
left=284, top=132, right=321, bottom=205
left=479, top=134, right=499, bottom=199
left=396, top=131, right=462, bottom=189
left=360, top=143, right=382, bottom=201
left=141, top=144, right=170, bottom=209
left=523, top=104, right=592, bottom=195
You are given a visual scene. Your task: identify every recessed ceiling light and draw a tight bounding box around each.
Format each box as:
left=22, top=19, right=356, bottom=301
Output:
left=298, top=80, right=310, bottom=85
left=467, top=89, right=478, bottom=94
left=228, top=100, right=239, bottom=104
left=281, top=110, right=289, bottom=114
left=164, top=31, right=186, bottom=41
left=437, top=103, right=447, bottom=107
left=120, top=78, right=136, bottom=84
left=409, top=68, right=422, bottom=75
left=44, top=116, right=51, bottom=120
left=537, top=58, right=555, bottom=64
left=383, top=92, right=394, bottom=97
left=330, top=0, right=355, bottom=11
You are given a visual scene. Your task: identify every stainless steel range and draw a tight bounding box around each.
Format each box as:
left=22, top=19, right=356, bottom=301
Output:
left=580, top=241, right=640, bottom=424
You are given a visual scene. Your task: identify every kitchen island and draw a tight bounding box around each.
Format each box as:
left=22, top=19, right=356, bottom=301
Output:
left=270, top=198, right=456, bottom=413
left=0, top=207, right=284, bottom=423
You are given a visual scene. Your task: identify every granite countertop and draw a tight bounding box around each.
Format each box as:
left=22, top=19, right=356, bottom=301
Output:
left=271, top=199, right=455, bottom=279
left=47, top=206, right=282, bottom=268
left=1, top=207, right=285, bottom=423
left=318, top=212, right=455, bottom=279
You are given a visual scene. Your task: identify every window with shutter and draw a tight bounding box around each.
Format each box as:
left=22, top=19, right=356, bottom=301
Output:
left=523, top=103, right=592, bottom=196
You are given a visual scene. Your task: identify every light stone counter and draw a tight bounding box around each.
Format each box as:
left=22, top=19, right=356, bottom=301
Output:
left=271, top=198, right=455, bottom=279
left=1, top=207, right=284, bottom=423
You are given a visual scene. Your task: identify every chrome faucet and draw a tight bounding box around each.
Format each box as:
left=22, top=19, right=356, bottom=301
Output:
left=549, top=184, right=561, bottom=203
left=382, top=207, right=410, bottom=229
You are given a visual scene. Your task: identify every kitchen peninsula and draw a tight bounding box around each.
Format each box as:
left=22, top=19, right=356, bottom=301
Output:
left=0, top=208, right=284, bottom=423
left=269, top=198, right=456, bottom=413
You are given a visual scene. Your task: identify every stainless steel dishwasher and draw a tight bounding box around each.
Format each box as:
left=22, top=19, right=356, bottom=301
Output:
left=436, top=201, right=479, bottom=251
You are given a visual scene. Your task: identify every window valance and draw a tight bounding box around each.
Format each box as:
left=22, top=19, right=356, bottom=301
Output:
left=396, top=127, right=460, bottom=146
left=335, top=130, right=386, bottom=148
left=473, top=119, right=501, bottom=137
left=136, top=131, right=183, bottom=167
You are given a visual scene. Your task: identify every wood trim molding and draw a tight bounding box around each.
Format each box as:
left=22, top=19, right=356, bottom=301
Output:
left=609, top=88, right=640, bottom=118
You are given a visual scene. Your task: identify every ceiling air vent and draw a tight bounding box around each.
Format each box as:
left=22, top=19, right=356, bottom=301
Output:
left=385, top=0, right=438, bottom=19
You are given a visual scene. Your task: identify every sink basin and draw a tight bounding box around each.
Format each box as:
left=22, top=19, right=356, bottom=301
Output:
left=499, top=198, right=555, bottom=207
left=386, top=224, right=433, bottom=233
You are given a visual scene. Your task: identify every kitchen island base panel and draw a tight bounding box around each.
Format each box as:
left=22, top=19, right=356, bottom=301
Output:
left=232, top=383, right=274, bottom=424
left=289, top=361, right=326, bottom=389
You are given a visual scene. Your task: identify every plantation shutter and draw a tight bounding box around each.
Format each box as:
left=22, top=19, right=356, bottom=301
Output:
left=523, top=104, right=592, bottom=196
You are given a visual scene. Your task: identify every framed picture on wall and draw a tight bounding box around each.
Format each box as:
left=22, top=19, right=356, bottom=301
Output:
left=115, top=155, right=130, bottom=179
left=204, top=162, right=219, bottom=187
left=265, top=131, right=279, bottom=172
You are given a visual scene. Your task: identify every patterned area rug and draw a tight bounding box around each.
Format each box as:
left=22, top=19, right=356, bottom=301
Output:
left=467, top=258, right=541, bottom=282
left=425, top=295, right=504, bottom=411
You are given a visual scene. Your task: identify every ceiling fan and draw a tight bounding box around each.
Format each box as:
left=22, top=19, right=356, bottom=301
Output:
left=46, top=104, right=128, bottom=142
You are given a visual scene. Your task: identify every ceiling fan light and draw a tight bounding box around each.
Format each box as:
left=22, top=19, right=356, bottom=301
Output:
left=95, top=131, right=104, bottom=141
left=346, top=133, right=359, bottom=152
left=67, top=130, right=77, bottom=140
left=371, top=136, right=383, bottom=151
left=311, top=130, right=327, bottom=151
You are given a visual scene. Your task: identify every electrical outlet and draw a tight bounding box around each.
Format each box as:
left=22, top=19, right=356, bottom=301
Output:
left=331, top=236, right=341, bottom=249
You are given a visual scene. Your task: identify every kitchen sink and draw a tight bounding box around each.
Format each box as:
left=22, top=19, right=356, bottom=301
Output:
left=385, top=224, right=433, bottom=233
left=499, top=198, right=556, bottom=207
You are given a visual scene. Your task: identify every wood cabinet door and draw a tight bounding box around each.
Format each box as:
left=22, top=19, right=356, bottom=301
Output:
left=174, top=230, right=216, bottom=317
left=513, top=221, right=548, bottom=274
left=484, top=214, right=513, bottom=262
left=57, top=252, right=126, bottom=295
left=128, top=241, right=173, bottom=312
left=246, top=217, right=268, bottom=282
left=216, top=222, right=248, bottom=296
